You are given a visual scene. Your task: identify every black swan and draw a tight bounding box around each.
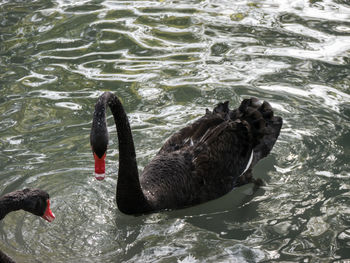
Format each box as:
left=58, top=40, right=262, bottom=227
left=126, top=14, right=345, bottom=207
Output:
left=0, top=188, right=55, bottom=263
left=90, top=92, right=282, bottom=215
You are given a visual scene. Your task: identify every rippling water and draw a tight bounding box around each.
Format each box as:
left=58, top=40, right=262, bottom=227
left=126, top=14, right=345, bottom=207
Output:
left=0, top=0, right=349, bottom=262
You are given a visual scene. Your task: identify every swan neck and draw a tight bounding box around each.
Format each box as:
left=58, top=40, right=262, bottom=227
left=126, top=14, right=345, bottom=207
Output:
left=0, top=191, right=26, bottom=263
left=100, top=92, right=150, bottom=214
left=0, top=191, right=26, bottom=220
left=0, top=249, right=15, bottom=263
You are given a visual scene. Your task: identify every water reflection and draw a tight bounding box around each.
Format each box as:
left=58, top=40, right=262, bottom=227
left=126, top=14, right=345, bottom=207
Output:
left=0, top=0, right=349, bottom=262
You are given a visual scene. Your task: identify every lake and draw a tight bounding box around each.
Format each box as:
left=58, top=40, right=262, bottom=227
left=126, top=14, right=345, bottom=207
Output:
left=0, top=0, right=349, bottom=262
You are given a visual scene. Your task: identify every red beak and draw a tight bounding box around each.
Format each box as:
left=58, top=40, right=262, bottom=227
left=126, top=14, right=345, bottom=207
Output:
left=42, top=199, right=55, bottom=222
left=93, top=152, right=106, bottom=181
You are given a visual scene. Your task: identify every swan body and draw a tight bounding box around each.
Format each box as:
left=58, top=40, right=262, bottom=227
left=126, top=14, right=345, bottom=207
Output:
left=90, top=92, right=282, bottom=215
left=0, top=188, right=55, bottom=263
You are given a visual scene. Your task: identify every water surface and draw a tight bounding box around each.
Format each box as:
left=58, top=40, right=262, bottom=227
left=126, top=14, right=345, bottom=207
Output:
left=0, top=0, right=350, bottom=262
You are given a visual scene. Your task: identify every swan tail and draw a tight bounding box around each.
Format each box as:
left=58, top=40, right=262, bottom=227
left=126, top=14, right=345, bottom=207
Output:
left=212, top=101, right=230, bottom=115
left=232, top=98, right=282, bottom=165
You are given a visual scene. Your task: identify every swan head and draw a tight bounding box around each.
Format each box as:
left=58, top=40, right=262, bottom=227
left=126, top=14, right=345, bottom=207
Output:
left=22, top=189, right=55, bottom=222
left=90, top=117, right=108, bottom=181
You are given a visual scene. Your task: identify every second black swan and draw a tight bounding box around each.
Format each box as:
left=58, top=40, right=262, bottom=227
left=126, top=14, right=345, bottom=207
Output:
left=0, top=188, right=55, bottom=263
left=90, top=92, right=282, bottom=215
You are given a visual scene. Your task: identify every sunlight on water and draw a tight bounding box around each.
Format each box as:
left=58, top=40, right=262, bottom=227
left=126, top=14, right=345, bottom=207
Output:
left=0, top=0, right=349, bottom=262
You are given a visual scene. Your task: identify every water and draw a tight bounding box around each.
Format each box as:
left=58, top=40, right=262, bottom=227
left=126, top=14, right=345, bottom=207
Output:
left=0, top=0, right=349, bottom=262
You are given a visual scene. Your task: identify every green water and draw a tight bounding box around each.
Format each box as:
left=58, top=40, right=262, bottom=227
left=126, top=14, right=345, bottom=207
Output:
left=0, top=0, right=349, bottom=262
